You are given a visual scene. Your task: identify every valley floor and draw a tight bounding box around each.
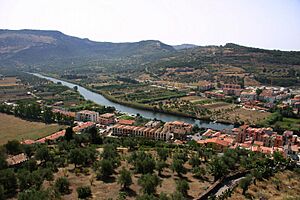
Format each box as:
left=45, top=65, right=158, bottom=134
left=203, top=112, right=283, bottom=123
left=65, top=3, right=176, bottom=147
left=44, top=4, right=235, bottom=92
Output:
left=0, top=113, right=66, bottom=145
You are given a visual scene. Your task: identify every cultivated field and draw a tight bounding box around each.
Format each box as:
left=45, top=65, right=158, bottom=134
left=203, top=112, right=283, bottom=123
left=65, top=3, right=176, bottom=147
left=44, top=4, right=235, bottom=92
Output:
left=0, top=113, right=65, bottom=144
left=212, top=107, right=271, bottom=125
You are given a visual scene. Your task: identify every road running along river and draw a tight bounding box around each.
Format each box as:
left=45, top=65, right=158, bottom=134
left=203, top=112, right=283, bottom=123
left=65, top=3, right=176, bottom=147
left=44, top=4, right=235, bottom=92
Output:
left=32, top=73, right=234, bottom=131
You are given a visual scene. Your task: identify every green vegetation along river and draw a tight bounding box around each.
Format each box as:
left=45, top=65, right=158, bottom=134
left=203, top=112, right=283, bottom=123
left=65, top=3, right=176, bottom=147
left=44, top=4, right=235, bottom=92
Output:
left=32, top=73, right=234, bottom=131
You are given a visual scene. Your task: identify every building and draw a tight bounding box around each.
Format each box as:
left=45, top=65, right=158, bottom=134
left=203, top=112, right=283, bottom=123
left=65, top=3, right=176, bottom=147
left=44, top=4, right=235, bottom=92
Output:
left=195, top=81, right=214, bottom=92
left=240, top=91, right=257, bottom=102
left=163, top=121, right=193, bottom=139
left=76, top=110, right=99, bottom=122
left=99, top=113, right=115, bottom=125
left=222, top=84, right=242, bottom=96
left=117, top=119, right=135, bottom=126
left=112, top=124, right=170, bottom=141
left=204, top=91, right=225, bottom=99
left=145, top=120, right=161, bottom=128
left=6, top=153, right=28, bottom=166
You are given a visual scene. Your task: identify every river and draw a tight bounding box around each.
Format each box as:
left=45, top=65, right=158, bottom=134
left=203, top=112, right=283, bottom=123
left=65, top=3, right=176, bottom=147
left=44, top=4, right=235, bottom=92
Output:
left=32, top=73, right=234, bottom=131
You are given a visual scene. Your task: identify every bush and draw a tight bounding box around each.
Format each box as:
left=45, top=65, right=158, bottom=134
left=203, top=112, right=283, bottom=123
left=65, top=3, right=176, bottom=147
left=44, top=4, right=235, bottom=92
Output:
left=77, top=186, right=92, bottom=199
left=55, top=177, right=70, bottom=195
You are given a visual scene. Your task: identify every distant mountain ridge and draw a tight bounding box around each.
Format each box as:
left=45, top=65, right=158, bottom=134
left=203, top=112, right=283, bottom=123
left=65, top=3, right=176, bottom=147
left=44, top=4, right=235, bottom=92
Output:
left=0, top=29, right=176, bottom=65
left=1, top=29, right=300, bottom=85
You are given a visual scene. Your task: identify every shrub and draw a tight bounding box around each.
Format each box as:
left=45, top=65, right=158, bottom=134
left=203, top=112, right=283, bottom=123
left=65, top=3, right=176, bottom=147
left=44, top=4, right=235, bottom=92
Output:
left=77, top=186, right=92, bottom=199
left=55, top=177, right=70, bottom=195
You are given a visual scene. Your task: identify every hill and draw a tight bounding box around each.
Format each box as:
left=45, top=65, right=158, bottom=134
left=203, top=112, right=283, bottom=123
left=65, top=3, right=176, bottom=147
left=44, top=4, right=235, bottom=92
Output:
left=1, top=29, right=300, bottom=86
left=0, top=29, right=175, bottom=67
left=173, top=44, right=198, bottom=50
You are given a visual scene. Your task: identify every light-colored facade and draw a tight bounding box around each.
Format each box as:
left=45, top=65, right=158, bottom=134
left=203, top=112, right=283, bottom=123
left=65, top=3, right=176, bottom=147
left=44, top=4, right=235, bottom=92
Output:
left=99, top=113, right=115, bottom=125
left=76, top=110, right=99, bottom=122
left=112, top=124, right=170, bottom=141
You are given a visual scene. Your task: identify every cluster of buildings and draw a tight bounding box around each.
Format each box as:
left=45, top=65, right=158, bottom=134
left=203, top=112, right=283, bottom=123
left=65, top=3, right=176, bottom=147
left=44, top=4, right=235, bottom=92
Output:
left=112, top=121, right=193, bottom=141
left=75, top=110, right=116, bottom=125
left=196, top=125, right=300, bottom=160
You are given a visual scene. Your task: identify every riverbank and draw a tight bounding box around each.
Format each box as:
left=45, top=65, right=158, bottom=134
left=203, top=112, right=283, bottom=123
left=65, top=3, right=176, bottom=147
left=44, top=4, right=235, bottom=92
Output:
left=31, top=73, right=234, bottom=130
left=37, top=72, right=231, bottom=124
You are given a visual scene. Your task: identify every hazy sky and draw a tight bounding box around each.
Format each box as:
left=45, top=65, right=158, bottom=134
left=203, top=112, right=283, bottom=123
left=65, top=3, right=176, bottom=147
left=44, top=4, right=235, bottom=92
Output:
left=0, top=0, right=300, bottom=50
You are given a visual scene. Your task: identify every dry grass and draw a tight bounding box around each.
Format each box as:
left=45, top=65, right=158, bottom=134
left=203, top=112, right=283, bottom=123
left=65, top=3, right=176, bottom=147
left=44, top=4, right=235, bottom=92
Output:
left=50, top=154, right=213, bottom=200
left=230, top=170, right=300, bottom=200
left=213, top=107, right=271, bottom=124
left=0, top=113, right=65, bottom=144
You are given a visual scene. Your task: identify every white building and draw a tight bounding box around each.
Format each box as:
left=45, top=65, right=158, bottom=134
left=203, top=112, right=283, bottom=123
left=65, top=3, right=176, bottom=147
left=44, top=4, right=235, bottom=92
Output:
left=76, top=110, right=99, bottom=122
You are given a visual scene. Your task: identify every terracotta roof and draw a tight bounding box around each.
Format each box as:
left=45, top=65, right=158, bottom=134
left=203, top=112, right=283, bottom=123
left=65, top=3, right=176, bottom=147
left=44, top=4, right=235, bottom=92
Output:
left=77, top=110, right=98, bottom=115
left=21, top=139, right=35, bottom=145
left=205, top=138, right=231, bottom=147
left=254, top=141, right=264, bottom=146
left=118, top=119, right=135, bottom=125
left=6, top=153, right=28, bottom=166
left=100, top=113, right=115, bottom=118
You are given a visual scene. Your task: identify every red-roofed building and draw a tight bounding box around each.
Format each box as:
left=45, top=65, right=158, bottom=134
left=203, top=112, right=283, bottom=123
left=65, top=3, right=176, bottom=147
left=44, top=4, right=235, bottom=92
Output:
left=117, top=119, right=135, bottom=126
left=99, top=113, right=115, bottom=125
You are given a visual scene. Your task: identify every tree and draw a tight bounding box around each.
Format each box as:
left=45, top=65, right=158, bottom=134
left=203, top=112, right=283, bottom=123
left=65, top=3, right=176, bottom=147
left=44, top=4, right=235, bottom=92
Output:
left=0, top=185, right=4, bottom=200
left=239, top=175, right=252, bottom=195
left=65, top=127, right=74, bottom=141
left=156, top=160, right=167, bottom=176
left=23, top=144, right=35, bottom=157
left=42, top=106, right=54, bottom=123
left=188, top=154, right=201, bottom=167
left=117, top=167, right=132, bottom=190
left=130, top=151, right=156, bottom=174
left=55, top=177, right=70, bottom=195
left=0, top=154, right=7, bottom=170
left=171, top=159, right=186, bottom=176
left=159, top=192, right=170, bottom=200
left=18, top=169, right=43, bottom=191
left=97, top=159, right=114, bottom=180
left=77, top=186, right=92, bottom=199
left=24, top=159, right=38, bottom=172
left=0, top=169, right=17, bottom=196
left=138, top=174, right=161, bottom=195
left=176, top=179, right=189, bottom=197
left=88, top=126, right=102, bottom=144
left=18, top=189, right=50, bottom=200
left=192, top=166, right=206, bottom=179
left=5, top=140, right=22, bottom=155
left=69, top=148, right=87, bottom=168
left=102, top=144, right=117, bottom=159
left=251, top=168, right=263, bottom=185
left=256, top=88, right=263, bottom=96
left=156, top=148, right=169, bottom=161
left=209, top=157, right=228, bottom=181
left=35, top=146, right=53, bottom=163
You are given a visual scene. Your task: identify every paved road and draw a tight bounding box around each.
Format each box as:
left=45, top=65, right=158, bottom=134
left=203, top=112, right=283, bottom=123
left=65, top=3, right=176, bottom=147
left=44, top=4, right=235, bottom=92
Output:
left=215, top=177, right=244, bottom=197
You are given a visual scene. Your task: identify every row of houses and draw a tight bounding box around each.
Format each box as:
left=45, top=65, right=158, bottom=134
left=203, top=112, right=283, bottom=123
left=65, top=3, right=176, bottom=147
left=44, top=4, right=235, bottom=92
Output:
left=112, top=121, right=193, bottom=141
left=22, top=121, right=95, bottom=145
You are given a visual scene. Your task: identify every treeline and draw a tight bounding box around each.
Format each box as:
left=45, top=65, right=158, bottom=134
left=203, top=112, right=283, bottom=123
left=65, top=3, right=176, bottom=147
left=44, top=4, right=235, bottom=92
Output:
left=0, top=102, right=73, bottom=125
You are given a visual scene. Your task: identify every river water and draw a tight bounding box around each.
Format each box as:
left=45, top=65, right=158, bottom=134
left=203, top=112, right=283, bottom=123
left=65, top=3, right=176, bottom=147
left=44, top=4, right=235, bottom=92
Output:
left=32, top=73, right=234, bottom=131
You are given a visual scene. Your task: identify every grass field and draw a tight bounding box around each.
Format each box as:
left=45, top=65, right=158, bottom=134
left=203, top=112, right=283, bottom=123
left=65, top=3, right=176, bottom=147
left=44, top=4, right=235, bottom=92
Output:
left=274, top=117, right=300, bottom=131
left=0, top=113, right=66, bottom=144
